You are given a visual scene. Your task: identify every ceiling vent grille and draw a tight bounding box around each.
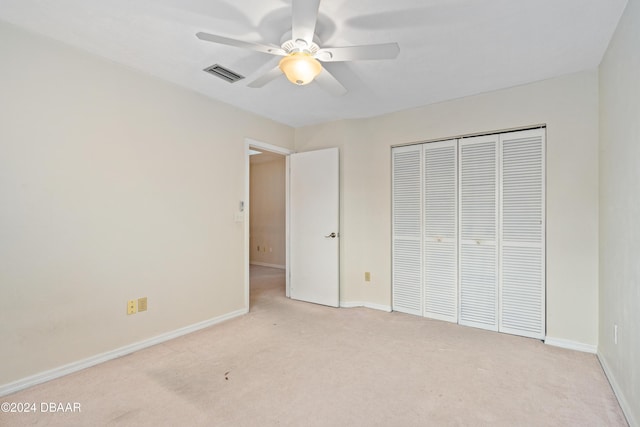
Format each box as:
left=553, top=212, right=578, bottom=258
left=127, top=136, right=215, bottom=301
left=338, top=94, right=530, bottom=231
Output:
left=203, top=64, right=245, bottom=83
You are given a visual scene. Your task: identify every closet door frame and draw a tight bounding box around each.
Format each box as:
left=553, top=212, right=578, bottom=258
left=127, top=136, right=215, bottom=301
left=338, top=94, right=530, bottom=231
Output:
left=391, top=127, right=546, bottom=340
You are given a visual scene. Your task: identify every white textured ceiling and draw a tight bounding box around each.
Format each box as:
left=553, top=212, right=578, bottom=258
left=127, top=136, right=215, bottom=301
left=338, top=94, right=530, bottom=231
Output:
left=0, top=0, right=628, bottom=127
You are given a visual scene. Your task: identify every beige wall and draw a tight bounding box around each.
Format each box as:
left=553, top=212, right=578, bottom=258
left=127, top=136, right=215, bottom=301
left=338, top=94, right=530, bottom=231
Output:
left=0, top=21, right=294, bottom=386
left=599, top=0, right=640, bottom=424
left=295, top=69, right=600, bottom=346
left=250, top=157, right=286, bottom=267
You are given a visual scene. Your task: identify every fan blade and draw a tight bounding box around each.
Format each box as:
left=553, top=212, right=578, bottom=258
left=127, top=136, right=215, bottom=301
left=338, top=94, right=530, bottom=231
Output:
left=314, top=68, right=347, bottom=97
left=247, top=66, right=283, bottom=88
left=292, top=0, right=321, bottom=44
left=316, top=43, right=400, bottom=62
left=196, top=32, right=286, bottom=56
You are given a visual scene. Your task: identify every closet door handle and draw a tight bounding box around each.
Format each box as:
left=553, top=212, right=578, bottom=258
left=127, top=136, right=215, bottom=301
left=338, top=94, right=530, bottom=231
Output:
left=325, top=232, right=337, bottom=238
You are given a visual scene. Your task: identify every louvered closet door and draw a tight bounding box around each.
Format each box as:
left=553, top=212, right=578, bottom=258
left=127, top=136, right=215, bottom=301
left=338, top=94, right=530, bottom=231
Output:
left=424, top=140, right=458, bottom=322
left=459, top=135, right=499, bottom=331
left=392, top=145, right=423, bottom=316
left=499, top=129, right=545, bottom=339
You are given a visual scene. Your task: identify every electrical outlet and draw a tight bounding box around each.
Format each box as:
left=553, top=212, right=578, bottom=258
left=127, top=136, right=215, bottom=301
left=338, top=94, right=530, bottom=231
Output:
left=127, top=300, right=137, bottom=315
left=138, top=297, right=148, bottom=312
left=364, top=272, right=371, bottom=282
left=614, top=324, right=618, bottom=344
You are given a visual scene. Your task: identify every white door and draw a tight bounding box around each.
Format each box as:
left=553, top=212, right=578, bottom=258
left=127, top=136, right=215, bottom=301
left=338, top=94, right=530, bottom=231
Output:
left=392, top=141, right=458, bottom=322
left=289, top=148, right=340, bottom=307
left=424, top=140, right=458, bottom=323
left=499, top=129, right=545, bottom=339
left=392, top=145, right=423, bottom=316
left=458, top=135, right=499, bottom=331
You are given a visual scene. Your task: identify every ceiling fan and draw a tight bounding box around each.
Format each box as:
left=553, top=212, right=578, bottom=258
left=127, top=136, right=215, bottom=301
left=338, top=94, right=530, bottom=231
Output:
left=196, top=0, right=400, bottom=96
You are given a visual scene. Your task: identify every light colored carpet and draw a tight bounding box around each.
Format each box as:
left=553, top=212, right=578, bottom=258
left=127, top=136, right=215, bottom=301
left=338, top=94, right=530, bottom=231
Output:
left=1, top=266, right=627, bottom=426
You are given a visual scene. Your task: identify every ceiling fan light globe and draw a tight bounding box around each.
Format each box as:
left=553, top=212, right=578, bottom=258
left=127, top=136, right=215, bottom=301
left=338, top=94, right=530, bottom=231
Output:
left=279, top=53, right=322, bottom=86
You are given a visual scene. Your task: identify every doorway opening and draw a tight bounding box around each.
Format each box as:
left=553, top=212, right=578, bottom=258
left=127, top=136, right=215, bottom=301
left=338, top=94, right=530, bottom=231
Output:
left=244, top=139, right=293, bottom=310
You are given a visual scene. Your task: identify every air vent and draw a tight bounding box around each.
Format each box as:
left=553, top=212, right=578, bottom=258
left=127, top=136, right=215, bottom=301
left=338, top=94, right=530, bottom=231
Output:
left=203, top=64, right=245, bottom=83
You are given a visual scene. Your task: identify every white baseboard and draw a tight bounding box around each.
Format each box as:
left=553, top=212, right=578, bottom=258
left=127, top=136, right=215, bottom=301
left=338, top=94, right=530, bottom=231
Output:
left=544, top=336, right=598, bottom=354
left=340, top=301, right=392, bottom=312
left=250, top=262, right=285, bottom=270
left=0, top=308, right=248, bottom=397
left=339, top=301, right=360, bottom=309
left=598, top=353, right=637, bottom=427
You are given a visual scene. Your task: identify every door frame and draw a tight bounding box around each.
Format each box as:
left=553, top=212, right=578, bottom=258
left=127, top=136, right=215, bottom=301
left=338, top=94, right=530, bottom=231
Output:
left=244, top=138, right=294, bottom=309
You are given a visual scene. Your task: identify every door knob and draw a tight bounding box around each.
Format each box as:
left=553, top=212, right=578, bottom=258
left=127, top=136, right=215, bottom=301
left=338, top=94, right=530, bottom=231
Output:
left=325, top=232, right=337, bottom=238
